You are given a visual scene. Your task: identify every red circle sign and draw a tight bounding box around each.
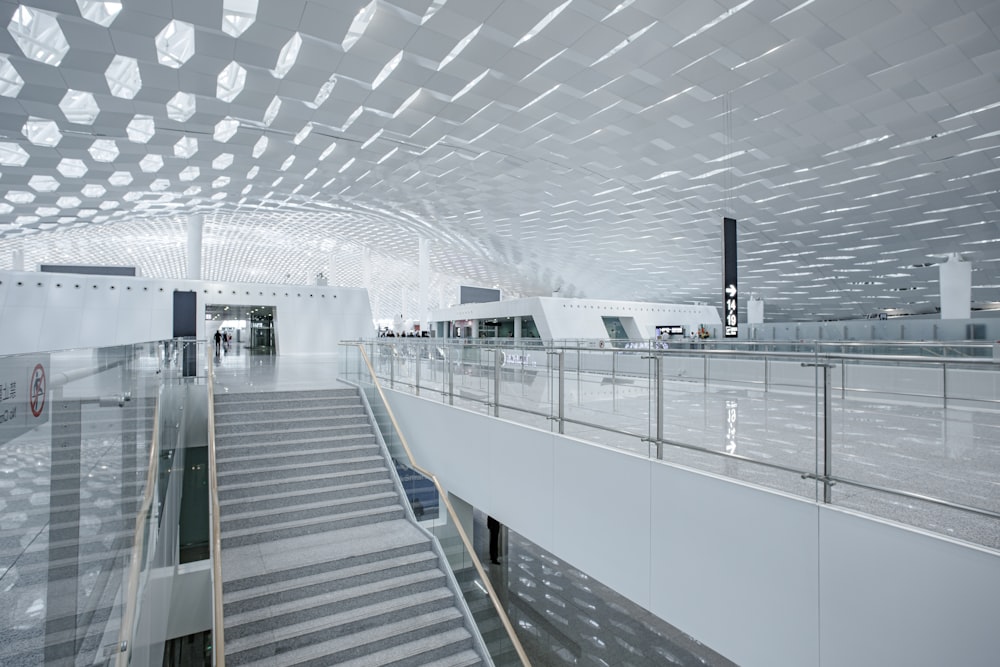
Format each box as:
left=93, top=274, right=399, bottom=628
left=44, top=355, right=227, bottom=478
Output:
left=29, top=363, right=46, bottom=418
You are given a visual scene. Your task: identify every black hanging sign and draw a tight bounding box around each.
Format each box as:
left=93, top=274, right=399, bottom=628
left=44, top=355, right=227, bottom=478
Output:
left=723, top=217, right=738, bottom=338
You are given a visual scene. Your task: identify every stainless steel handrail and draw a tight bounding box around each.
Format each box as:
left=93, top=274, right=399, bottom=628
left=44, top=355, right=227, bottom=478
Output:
left=348, top=343, right=532, bottom=667
left=115, top=395, right=160, bottom=667
left=819, top=474, right=1000, bottom=521
left=371, top=338, right=1000, bottom=538
left=207, top=363, right=226, bottom=666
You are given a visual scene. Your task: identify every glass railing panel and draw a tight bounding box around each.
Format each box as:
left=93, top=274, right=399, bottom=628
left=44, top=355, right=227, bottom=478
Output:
left=548, top=347, right=653, bottom=454
left=828, top=354, right=1000, bottom=546
left=0, top=342, right=163, bottom=666
left=359, top=338, right=1000, bottom=548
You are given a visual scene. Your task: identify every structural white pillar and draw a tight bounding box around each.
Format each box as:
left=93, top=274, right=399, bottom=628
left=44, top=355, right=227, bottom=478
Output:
left=939, top=253, right=971, bottom=319
left=748, top=297, right=764, bottom=324
left=186, top=214, right=203, bottom=280
left=361, top=246, right=374, bottom=322
left=514, top=316, right=522, bottom=339
left=471, top=320, right=479, bottom=338
left=11, top=248, right=24, bottom=272
left=418, top=238, right=429, bottom=332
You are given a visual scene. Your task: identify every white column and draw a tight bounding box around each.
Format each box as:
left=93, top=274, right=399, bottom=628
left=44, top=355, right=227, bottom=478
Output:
left=514, top=316, right=522, bottom=339
left=11, top=248, right=24, bottom=272
left=361, top=246, right=374, bottom=321
left=471, top=320, right=479, bottom=338
left=418, top=238, right=429, bottom=332
left=748, top=297, right=764, bottom=324
left=186, top=214, right=203, bottom=280
left=939, top=253, right=971, bottom=319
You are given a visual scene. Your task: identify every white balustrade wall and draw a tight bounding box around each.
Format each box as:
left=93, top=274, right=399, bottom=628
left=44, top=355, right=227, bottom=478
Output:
left=385, top=389, right=1000, bottom=667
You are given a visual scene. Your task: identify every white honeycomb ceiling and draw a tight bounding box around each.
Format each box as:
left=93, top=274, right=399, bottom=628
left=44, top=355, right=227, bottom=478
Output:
left=0, top=0, right=998, bottom=322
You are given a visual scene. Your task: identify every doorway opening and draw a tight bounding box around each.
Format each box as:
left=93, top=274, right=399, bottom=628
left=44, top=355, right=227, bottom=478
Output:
left=206, top=304, right=277, bottom=355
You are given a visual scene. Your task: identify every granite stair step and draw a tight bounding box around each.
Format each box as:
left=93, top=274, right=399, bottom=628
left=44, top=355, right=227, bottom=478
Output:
left=218, top=467, right=391, bottom=501
left=217, top=478, right=396, bottom=513
left=220, top=491, right=400, bottom=532
left=223, top=550, right=441, bottom=615
left=216, top=455, right=385, bottom=485
left=225, top=568, right=448, bottom=641
left=225, top=594, right=464, bottom=666
left=221, top=505, right=406, bottom=548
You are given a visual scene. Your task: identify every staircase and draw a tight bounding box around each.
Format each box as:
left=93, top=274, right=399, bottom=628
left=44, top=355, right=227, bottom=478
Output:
left=214, top=388, right=489, bottom=666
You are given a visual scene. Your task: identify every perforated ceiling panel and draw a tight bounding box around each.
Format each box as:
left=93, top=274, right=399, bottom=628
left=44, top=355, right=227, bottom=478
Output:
left=0, top=0, right=998, bottom=322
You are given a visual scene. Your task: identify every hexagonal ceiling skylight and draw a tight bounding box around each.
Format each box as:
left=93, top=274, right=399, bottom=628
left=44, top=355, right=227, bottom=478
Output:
left=0, top=0, right=998, bottom=323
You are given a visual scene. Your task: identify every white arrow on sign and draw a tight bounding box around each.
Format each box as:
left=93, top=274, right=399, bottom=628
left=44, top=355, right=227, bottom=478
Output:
left=725, top=284, right=737, bottom=297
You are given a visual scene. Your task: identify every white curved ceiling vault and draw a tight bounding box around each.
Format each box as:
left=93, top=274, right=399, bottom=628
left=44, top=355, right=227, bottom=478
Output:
left=0, top=0, right=998, bottom=322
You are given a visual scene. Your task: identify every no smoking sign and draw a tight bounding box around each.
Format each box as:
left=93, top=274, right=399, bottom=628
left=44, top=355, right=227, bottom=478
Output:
left=29, top=363, right=46, bottom=418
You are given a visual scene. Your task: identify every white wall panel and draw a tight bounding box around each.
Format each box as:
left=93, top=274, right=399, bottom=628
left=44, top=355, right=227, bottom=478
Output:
left=552, top=438, right=653, bottom=609
left=487, top=418, right=557, bottom=548
left=0, top=270, right=373, bottom=355
left=818, top=507, right=1000, bottom=667
left=3, top=305, right=46, bottom=352
left=385, top=389, right=1000, bottom=667
left=650, top=464, right=820, bottom=667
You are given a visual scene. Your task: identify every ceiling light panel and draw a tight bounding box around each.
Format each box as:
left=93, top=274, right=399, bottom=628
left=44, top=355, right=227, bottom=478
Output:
left=8, top=6, right=70, bottom=66
left=222, top=0, right=258, bottom=37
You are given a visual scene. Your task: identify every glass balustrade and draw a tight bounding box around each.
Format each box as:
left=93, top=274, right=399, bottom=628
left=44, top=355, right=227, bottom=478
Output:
left=348, top=338, right=1000, bottom=550
left=0, top=339, right=222, bottom=666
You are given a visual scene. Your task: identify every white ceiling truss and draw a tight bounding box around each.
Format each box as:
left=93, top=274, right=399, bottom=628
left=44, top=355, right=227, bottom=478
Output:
left=0, top=0, right=998, bottom=322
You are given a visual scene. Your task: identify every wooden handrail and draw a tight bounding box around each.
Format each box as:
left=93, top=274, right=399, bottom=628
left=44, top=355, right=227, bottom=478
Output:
left=115, top=395, right=160, bottom=666
left=207, top=364, right=226, bottom=666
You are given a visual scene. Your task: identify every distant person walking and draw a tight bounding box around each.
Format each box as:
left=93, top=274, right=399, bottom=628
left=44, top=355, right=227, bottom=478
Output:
left=214, top=329, right=222, bottom=355
left=487, top=516, right=501, bottom=564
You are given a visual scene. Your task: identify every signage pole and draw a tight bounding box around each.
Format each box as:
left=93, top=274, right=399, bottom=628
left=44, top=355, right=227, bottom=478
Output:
left=723, top=217, right=738, bottom=338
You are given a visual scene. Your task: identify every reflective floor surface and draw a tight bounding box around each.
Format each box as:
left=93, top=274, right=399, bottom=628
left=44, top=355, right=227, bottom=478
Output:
left=471, top=511, right=736, bottom=667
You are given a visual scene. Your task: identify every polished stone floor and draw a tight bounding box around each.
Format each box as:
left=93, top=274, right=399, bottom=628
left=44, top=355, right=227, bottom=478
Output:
left=472, top=511, right=735, bottom=667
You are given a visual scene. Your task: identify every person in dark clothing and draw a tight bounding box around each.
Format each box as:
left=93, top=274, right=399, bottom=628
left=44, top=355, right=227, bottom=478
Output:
left=487, top=515, right=501, bottom=564
left=213, top=329, right=222, bottom=355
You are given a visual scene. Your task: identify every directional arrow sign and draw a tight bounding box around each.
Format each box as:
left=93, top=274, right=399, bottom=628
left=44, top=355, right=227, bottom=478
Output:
left=723, top=217, right=738, bottom=338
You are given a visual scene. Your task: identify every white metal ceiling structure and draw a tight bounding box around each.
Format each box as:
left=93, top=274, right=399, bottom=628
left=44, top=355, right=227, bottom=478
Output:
left=0, top=0, right=998, bottom=322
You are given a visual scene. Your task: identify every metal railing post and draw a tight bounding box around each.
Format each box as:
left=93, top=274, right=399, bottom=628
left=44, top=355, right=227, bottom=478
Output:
left=494, top=348, right=501, bottom=418
left=448, top=346, right=454, bottom=406
left=802, top=360, right=835, bottom=503
left=655, top=354, right=664, bottom=459
left=841, top=360, right=845, bottom=400
left=552, top=350, right=565, bottom=434
left=389, top=348, right=395, bottom=389
left=558, top=351, right=565, bottom=434
left=942, top=361, right=947, bottom=408
left=822, top=363, right=833, bottom=503
left=415, top=348, right=421, bottom=397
